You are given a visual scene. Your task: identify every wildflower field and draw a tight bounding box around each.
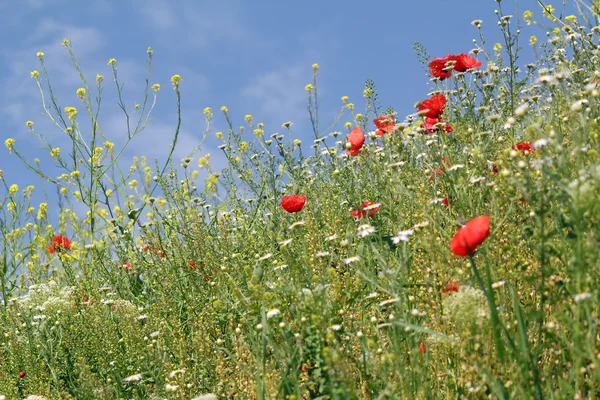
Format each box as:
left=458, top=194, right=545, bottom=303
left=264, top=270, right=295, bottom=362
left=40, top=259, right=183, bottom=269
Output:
left=2, top=1, right=600, bottom=399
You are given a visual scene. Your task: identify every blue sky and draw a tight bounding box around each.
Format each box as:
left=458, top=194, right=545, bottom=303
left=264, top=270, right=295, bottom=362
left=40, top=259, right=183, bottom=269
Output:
left=0, top=0, right=566, bottom=200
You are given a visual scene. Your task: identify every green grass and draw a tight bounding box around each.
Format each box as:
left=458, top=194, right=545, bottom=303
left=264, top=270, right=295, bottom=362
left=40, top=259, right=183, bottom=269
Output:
left=1, top=2, right=600, bottom=399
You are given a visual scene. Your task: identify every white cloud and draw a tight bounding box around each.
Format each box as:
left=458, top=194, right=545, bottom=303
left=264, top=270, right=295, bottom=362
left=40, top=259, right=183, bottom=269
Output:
left=134, top=0, right=251, bottom=49
left=241, top=65, right=310, bottom=129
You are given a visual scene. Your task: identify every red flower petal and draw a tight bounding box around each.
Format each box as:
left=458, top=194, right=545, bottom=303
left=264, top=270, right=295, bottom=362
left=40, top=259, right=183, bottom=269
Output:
left=430, top=157, right=451, bottom=181
left=48, top=235, right=72, bottom=254
left=373, top=115, right=395, bottom=135
left=442, top=281, right=460, bottom=293
left=351, top=202, right=380, bottom=218
left=428, top=55, right=453, bottom=80
left=418, top=94, right=447, bottom=119
left=450, top=216, right=491, bottom=257
left=281, top=194, right=307, bottom=213
left=451, top=53, right=482, bottom=72
left=512, top=141, right=533, bottom=154
left=346, top=127, right=366, bottom=157
left=349, top=126, right=365, bottom=146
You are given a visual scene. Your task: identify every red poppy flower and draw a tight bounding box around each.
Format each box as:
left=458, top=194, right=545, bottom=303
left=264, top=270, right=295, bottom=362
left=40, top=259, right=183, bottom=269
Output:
left=19, top=371, right=25, bottom=378
left=418, top=94, right=447, bottom=119
left=442, top=281, right=460, bottom=293
left=281, top=194, right=306, bottom=213
left=430, top=157, right=451, bottom=181
left=512, top=141, right=534, bottom=154
left=350, top=202, right=380, bottom=218
left=428, top=55, right=453, bottom=80
left=48, top=235, right=72, bottom=254
left=346, top=126, right=365, bottom=156
left=418, top=341, right=427, bottom=354
left=189, top=261, right=196, bottom=269
left=491, top=158, right=499, bottom=174
left=442, top=197, right=449, bottom=206
left=451, top=53, right=482, bottom=72
left=421, top=117, right=452, bottom=134
left=373, top=115, right=395, bottom=136
left=450, top=216, right=491, bottom=257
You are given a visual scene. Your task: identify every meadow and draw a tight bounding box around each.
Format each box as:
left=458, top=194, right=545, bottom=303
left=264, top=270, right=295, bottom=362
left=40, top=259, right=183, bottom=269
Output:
left=1, top=1, right=600, bottom=399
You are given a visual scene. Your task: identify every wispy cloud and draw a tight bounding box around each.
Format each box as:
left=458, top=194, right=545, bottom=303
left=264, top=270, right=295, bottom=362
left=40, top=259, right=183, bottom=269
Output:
left=241, top=65, right=312, bottom=130
left=134, top=0, right=252, bottom=50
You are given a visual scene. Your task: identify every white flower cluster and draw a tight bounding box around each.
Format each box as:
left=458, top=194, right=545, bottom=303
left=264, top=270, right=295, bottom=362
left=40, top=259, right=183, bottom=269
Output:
left=442, top=285, right=488, bottom=326
left=16, top=281, right=74, bottom=314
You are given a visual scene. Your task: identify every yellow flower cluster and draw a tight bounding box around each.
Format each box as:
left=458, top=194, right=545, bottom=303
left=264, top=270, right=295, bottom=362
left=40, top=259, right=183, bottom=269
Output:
left=64, top=106, right=78, bottom=120
left=5, top=138, right=15, bottom=152
left=198, top=154, right=211, bottom=169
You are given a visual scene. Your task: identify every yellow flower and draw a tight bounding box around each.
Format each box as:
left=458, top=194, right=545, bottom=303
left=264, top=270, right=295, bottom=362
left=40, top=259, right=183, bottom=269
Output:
left=76, top=87, right=86, bottom=99
left=355, top=113, right=364, bottom=120
left=312, top=63, right=320, bottom=70
left=62, top=38, right=70, bottom=47
left=147, top=46, right=153, bottom=54
left=565, top=15, right=577, bottom=24
left=108, top=58, right=117, bottom=65
left=7, top=203, right=15, bottom=212
left=523, top=10, right=533, bottom=25
left=27, top=207, right=35, bottom=213
left=96, top=74, right=104, bottom=83
left=9, top=184, right=18, bottom=194
left=363, top=88, right=373, bottom=97
left=64, top=106, right=78, bottom=120
left=26, top=121, right=34, bottom=127
left=254, top=128, right=264, bottom=137
left=5, top=138, right=15, bottom=153
left=305, top=84, right=314, bottom=91
left=543, top=5, right=556, bottom=21
left=530, top=36, right=537, bottom=46
left=104, top=141, right=114, bottom=152
left=36, top=51, right=44, bottom=58
left=30, top=70, right=40, bottom=79
left=129, top=179, right=138, bottom=189
left=346, top=103, right=354, bottom=110
left=220, top=106, right=228, bottom=112
left=494, top=43, right=502, bottom=52
left=206, top=173, right=219, bottom=192
left=239, top=142, right=249, bottom=153
left=106, top=189, right=113, bottom=196
left=257, top=122, right=264, bottom=128
left=152, top=83, right=160, bottom=91
left=70, top=170, right=80, bottom=179
left=50, top=148, right=61, bottom=159
left=171, top=74, right=181, bottom=85
left=345, top=122, right=352, bottom=130
left=216, top=131, right=224, bottom=139
left=341, top=96, right=349, bottom=103
left=244, top=114, right=253, bottom=122
left=198, top=154, right=211, bottom=169
left=293, top=139, right=301, bottom=146
left=203, top=107, right=212, bottom=116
